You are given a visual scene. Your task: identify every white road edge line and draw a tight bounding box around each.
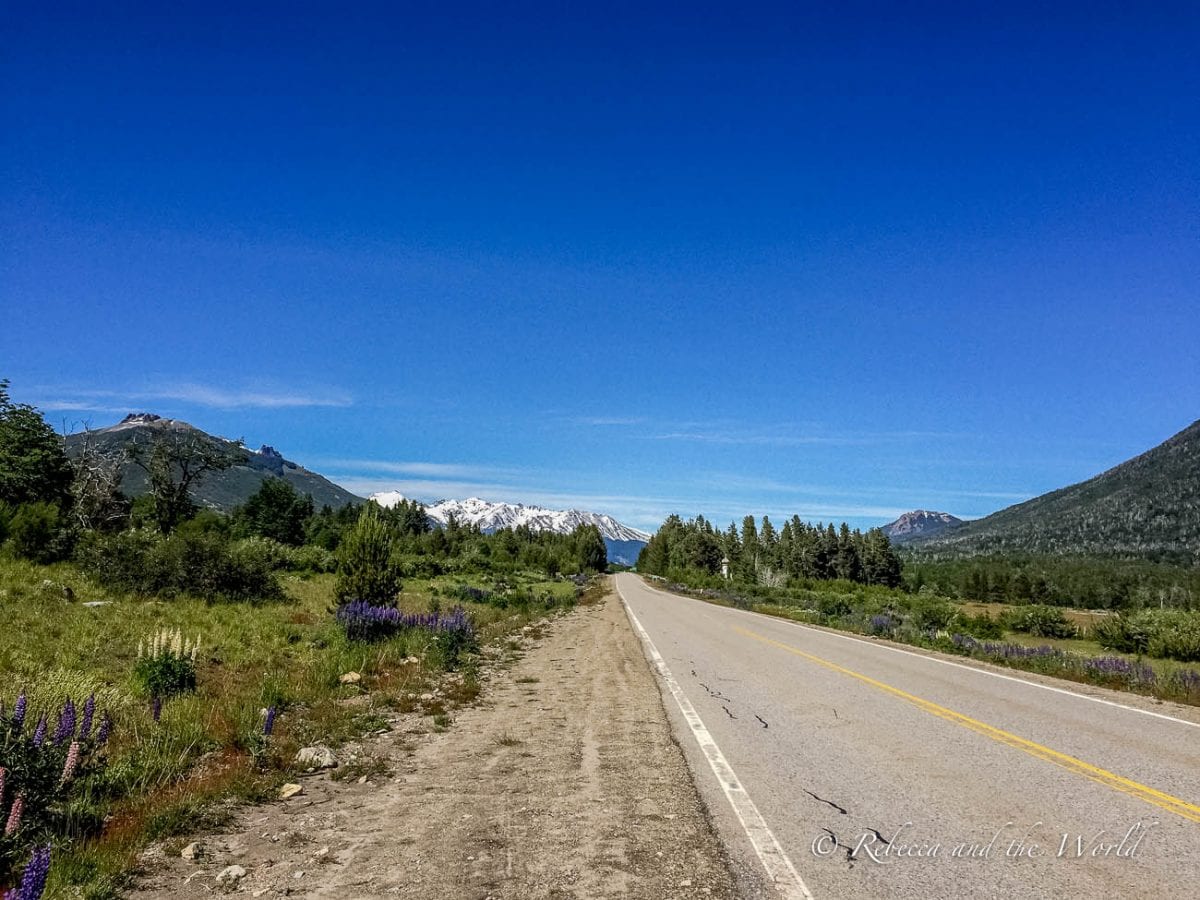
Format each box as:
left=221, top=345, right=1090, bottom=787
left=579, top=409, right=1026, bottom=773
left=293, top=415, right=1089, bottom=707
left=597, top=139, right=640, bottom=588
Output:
left=636, top=578, right=1200, bottom=731
left=616, top=581, right=815, bottom=900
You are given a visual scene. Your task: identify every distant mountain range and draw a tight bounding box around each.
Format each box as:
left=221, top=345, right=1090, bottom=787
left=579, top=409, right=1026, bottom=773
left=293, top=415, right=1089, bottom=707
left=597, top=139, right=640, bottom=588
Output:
left=371, top=492, right=651, bottom=565
left=881, top=510, right=964, bottom=543
left=64, top=414, right=360, bottom=512
left=902, top=418, right=1200, bottom=563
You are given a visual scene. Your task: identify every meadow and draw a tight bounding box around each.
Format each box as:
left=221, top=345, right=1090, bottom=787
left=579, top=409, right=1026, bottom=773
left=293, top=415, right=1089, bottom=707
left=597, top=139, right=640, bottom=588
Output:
left=0, top=555, right=586, bottom=899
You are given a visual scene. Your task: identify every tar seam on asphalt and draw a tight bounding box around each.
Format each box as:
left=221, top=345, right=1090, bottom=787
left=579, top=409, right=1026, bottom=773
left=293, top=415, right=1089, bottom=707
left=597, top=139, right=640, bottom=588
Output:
left=804, top=790, right=848, bottom=815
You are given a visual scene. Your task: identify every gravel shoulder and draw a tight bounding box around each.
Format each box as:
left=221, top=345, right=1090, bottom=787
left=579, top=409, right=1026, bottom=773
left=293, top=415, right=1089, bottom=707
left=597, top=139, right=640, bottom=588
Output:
left=129, top=584, right=738, bottom=899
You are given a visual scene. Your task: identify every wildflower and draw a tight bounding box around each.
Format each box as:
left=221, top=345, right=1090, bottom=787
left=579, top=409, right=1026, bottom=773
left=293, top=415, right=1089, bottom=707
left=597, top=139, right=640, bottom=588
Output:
left=14, top=845, right=51, bottom=900
left=79, top=694, right=96, bottom=740
left=5, top=794, right=23, bottom=835
left=12, top=691, right=27, bottom=733
left=263, top=706, right=277, bottom=736
left=54, top=697, right=77, bottom=746
left=151, top=697, right=162, bottom=723
left=61, top=741, right=82, bottom=784
left=31, top=714, right=47, bottom=748
left=0, top=766, right=6, bottom=807
left=96, top=712, right=113, bottom=745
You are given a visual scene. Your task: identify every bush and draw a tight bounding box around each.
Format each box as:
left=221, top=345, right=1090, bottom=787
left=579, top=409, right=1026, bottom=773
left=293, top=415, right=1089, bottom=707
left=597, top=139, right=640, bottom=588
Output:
left=6, top=502, right=69, bottom=564
left=1008, top=604, right=1077, bottom=639
left=133, top=629, right=200, bottom=698
left=910, top=598, right=957, bottom=631
left=75, top=529, right=285, bottom=603
left=1093, top=614, right=1150, bottom=654
left=954, top=612, right=1006, bottom=639
left=0, top=691, right=113, bottom=885
left=286, top=544, right=338, bottom=574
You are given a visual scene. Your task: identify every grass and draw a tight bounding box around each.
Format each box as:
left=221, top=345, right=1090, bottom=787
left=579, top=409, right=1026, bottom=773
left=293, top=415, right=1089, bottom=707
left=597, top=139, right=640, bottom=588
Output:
left=0, top=556, right=591, bottom=897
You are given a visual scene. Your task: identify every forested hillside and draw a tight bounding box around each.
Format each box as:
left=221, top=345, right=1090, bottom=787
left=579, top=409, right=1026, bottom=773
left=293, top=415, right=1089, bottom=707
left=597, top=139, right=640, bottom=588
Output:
left=909, top=419, right=1200, bottom=564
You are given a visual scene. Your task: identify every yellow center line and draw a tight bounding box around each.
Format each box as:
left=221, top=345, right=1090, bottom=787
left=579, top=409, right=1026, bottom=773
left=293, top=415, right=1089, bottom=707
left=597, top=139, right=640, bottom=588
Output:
left=731, top=624, right=1200, bottom=824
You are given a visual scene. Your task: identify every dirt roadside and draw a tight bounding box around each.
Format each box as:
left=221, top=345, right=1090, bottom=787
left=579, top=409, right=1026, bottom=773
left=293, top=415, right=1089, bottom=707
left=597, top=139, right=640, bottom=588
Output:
left=129, top=583, right=739, bottom=899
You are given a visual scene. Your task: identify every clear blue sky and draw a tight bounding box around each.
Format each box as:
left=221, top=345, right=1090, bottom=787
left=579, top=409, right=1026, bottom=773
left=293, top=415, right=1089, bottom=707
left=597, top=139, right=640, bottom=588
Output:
left=3, top=3, right=1198, bottom=532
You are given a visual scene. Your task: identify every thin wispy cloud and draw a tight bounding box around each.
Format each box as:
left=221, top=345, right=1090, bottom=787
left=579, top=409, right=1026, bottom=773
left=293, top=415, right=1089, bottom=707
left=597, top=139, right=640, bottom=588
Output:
left=314, top=459, right=526, bottom=481
left=31, top=383, right=353, bottom=411
left=648, top=427, right=966, bottom=447
left=573, top=415, right=647, bottom=427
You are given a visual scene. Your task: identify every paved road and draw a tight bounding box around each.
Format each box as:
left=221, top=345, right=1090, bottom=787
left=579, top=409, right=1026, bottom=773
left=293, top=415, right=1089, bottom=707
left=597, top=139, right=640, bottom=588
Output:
left=615, top=573, right=1200, bottom=900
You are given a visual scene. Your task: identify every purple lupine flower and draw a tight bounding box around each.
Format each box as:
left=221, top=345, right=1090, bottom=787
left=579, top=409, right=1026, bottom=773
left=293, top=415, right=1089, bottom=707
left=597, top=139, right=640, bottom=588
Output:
left=0, top=766, right=6, bottom=808
left=336, top=600, right=477, bottom=643
left=5, top=795, right=23, bottom=835
left=263, top=706, right=277, bottom=736
left=79, top=694, right=96, bottom=740
left=151, top=697, right=162, bottom=723
left=60, top=741, right=81, bottom=784
left=15, top=845, right=51, bottom=900
left=31, top=714, right=47, bottom=748
left=12, top=692, right=27, bottom=733
left=96, top=712, right=112, bottom=746
left=54, top=698, right=77, bottom=746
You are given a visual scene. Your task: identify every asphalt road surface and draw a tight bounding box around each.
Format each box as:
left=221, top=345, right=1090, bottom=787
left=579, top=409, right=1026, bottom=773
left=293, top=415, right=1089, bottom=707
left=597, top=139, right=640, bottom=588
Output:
left=614, top=573, right=1200, bottom=900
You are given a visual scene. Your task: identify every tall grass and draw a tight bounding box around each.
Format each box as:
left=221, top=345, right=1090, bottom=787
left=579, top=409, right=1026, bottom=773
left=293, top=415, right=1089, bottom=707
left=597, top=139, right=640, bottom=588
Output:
left=0, top=557, right=586, bottom=897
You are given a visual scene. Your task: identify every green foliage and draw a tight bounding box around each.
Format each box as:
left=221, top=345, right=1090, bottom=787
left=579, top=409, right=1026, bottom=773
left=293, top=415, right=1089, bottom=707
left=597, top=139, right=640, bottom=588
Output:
left=0, top=380, right=73, bottom=509
left=74, top=529, right=284, bottom=603
left=335, top=504, right=401, bottom=605
left=572, top=524, right=607, bottom=572
left=954, top=612, right=1006, bottom=639
left=1007, top=604, right=1077, bottom=639
left=1095, top=610, right=1200, bottom=661
left=909, top=597, right=957, bottom=631
left=1092, top=614, right=1150, bottom=654
left=127, top=430, right=243, bottom=533
left=638, top=513, right=902, bottom=589
left=134, top=653, right=197, bottom=698
left=233, top=478, right=314, bottom=546
left=6, top=501, right=71, bottom=563
left=904, top=556, right=1198, bottom=611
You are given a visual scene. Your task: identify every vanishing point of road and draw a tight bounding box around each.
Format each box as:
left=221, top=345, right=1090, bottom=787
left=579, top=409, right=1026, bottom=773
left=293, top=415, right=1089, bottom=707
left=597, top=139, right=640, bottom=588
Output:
left=615, top=573, right=1200, bottom=900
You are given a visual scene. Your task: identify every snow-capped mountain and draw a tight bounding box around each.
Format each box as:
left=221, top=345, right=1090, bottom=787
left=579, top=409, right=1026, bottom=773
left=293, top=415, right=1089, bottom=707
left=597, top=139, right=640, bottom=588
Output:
left=370, top=492, right=651, bottom=543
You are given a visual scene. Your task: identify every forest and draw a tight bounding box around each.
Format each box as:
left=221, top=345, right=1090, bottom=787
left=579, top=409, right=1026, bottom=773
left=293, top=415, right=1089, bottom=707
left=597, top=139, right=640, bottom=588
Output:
left=636, top=513, right=903, bottom=588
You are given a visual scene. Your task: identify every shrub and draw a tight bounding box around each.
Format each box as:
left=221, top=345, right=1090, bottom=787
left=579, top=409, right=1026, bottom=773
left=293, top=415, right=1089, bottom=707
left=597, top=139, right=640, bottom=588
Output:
left=5, top=503, right=68, bottom=564
left=1093, top=614, right=1150, bottom=654
left=910, top=597, right=957, bottom=631
left=133, top=628, right=200, bottom=698
left=1008, top=604, right=1076, bottom=639
left=0, top=692, right=112, bottom=886
left=816, top=594, right=853, bottom=618
left=287, top=544, right=337, bottom=574
left=1138, top=610, right=1200, bottom=662
left=75, top=530, right=284, bottom=603
left=335, top=506, right=401, bottom=605
left=954, top=612, right=1006, bottom=639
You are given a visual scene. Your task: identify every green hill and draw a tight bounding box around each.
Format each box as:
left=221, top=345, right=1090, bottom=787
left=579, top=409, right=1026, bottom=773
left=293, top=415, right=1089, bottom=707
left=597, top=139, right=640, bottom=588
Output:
left=909, top=419, right=1200, bottom=564
left=64, top=413, right=362, bottom=512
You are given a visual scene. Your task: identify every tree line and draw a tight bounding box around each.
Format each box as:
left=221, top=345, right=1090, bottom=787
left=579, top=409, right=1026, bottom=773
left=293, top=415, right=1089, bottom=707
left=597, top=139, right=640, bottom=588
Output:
left=637, top=513, right=902, bottom=588
left=0, top=381, right=606, bottom=599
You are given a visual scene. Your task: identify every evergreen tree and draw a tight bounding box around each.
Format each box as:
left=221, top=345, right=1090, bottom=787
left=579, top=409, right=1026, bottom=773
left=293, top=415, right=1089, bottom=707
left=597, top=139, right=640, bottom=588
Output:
left=233, top=477, right=314, bottom=545
left=335, top=504, right=402, bottom=605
